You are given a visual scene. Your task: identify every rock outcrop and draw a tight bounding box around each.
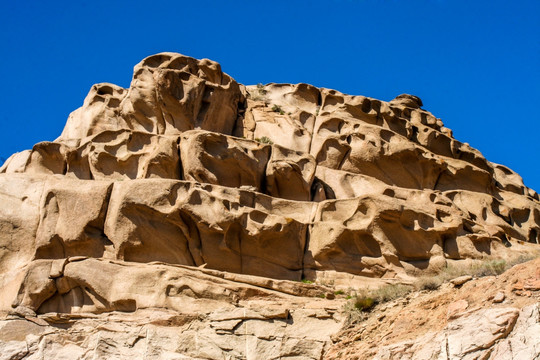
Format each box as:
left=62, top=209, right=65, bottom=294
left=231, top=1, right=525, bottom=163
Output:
left=0, top=52, right=539, bottom=359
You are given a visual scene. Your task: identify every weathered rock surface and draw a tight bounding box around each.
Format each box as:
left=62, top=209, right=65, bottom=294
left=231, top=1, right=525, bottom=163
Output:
left=0, top=52, right=539, bottom=359
left=57, top=53, right=245, bottom=141
left=5, top=258, right=342, bottom=360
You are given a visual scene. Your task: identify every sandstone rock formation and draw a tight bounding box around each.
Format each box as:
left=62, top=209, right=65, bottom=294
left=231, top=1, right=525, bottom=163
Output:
left=0, top=52, right=539, bottom=359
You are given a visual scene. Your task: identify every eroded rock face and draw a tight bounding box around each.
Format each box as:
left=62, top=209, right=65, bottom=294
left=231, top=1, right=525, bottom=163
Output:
left=7, top=257, right=342, bottom=360
left=180, top=130, right=271, bottom=191
left=104, top=180, right=314, bottom=280
left=57, top=53, right=245, bottom=142
left=0, top=52, right=539, bottom=359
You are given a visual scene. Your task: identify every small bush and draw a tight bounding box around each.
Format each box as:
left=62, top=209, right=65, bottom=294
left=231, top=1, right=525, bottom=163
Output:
left=343, top=302, right=368, bottom=325
left=271, top=104, right=285, bottom=115
left=248, top=83, right=267, bottom=100
left=372, top=284, right=413, bottom=302
left=301, top=279, right=313, bottom=284
left=255, top=136, right=273, bottom=145
left=334, top=290, right=345, bottom=295
left=416, top=276, right=442, bottom=291
left=256, top=83, right=267, bottom=95
left=472, top=259, right=507, bottom=277
left=354, top=296, right=375, bottom=312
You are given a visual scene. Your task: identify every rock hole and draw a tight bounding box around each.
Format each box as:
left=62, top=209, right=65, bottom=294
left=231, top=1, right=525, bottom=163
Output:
left=437, top=210, right=452, bottom=222
left=112, top=299, right=136, bottom=312
left=529, top=228, right=539, bottom=244
left=361, top=98, right=371, bottom=113
left=96, top=85, right=114, bottom=96
left=238, top=100, right=246, bottom=111
left=177, top=71, right=192, bottom=81
left=410, top=126, right=419, bottom=142
left=108, top=98, right=120, bottom=108
left=380, top=130, right=393, bottom=143
left=383, top=188, right=395, bottom=198
left=500, top=233, right=511, bottom=247
left=462, top=220, right=474, bottom=234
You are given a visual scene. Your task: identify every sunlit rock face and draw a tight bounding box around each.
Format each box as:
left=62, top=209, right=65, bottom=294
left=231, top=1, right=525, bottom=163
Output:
left=0, top=53, right=538, bottom=360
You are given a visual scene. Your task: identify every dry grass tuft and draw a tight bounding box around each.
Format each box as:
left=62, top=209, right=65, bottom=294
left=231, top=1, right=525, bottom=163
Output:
left=345, top=252, right=539, bottom=315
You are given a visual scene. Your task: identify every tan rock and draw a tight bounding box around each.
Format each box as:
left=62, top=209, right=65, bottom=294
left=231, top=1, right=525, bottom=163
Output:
left=389, top=94, right=423, bottom=109
left=446, top=299, right=469, bottom=319
left=104, top=179, right=315, bottom=280
left=493, top=291, right=505, bottom=303
left=244, top=83, right=319, bottom=153
left=0, top=150, right=33, bottom=174
left=180, top=129, right=270, bottom=191
left=0, top=175, right=45, bottom=311
left=446, top=307, right=519, bottom=358
left=66, top=130, right=181, bottom=180
left=1, top=142, right=67, bottom=176
left=34, top=178, right=113, bottom=260
left=266, top=143, right=316, bottom=201
left=374, top=307, right=520, bottom=360
left=489, top=304, right=540, bottom=359
left=2, top=131, right=182, bottom=181
left=1, top=52, right=540, bottom=359
left=306, top=193, right=467, bottom=277
left=450, top=275, right=473, bottom=286
left=58, top=53, right=244, bottom=142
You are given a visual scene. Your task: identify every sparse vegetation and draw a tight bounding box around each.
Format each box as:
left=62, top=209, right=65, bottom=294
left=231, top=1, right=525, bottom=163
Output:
left=248, top=83, right=267, bottom=100
left=415, top=276, right=442, bottom=291
left=472, top=259, right=507, bottom=277
left=256, top=83, right=267, bottom=95
left=255, top=136, right=273, bottom=145
left=271, top=104, right=285, bottom=115
left=345, top=253, right=539, bottom=315
left=334, top=290, right=345, bottom=295
left=353, top=292, right=376, bottom=312
left=317, top=278, right=335, bottom=287
left=301, top=279, right=313, bottom=284
left=371, top=283, right=413, bottom=302
left=348, top=283, right=414, bottom=313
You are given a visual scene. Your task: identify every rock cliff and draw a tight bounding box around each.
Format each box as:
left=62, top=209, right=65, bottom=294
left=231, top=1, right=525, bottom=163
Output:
left=0, top=52, right=538, bottom=359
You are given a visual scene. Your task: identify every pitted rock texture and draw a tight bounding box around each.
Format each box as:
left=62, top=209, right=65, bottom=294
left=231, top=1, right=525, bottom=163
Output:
left=0, top=52, right=539, bottom=359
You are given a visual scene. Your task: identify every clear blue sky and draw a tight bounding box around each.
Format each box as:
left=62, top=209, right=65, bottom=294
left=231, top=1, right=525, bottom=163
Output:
left=1, top=0, right=538, bottom=191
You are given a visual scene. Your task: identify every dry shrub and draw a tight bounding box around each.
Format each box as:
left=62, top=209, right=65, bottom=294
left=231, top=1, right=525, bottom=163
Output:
left=472, top=259, right=507, bottom=277
left=354, top=296, right=375, bottom=312
left=415, top=276, right=442, bottom=291
left=345, top=251, right=539, bottom=316
left=371, top=284, right=413, bottom=302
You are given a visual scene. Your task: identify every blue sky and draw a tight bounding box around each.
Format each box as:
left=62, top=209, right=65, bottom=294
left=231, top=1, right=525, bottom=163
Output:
left=1, top=0, right=538, bottom=191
